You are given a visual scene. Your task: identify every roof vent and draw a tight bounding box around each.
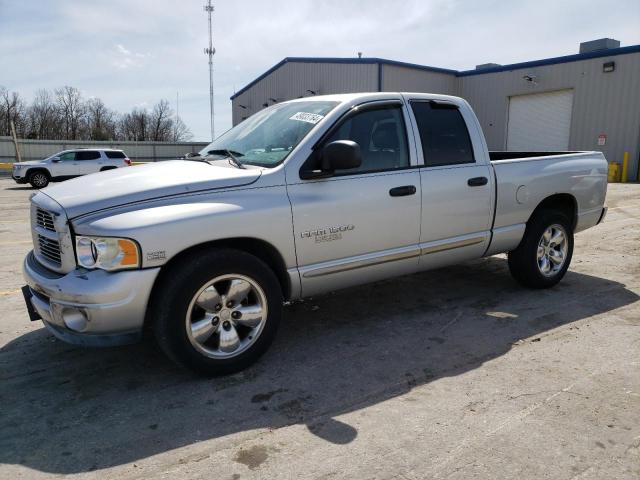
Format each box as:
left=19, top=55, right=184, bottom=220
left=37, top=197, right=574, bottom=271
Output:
left=579, top=38, right=620, bottom=54
left=475, top=63, right=501, bottom=70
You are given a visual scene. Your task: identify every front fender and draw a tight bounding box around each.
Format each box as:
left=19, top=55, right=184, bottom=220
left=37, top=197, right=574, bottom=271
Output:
left=72, top=185, right=297, bottom=270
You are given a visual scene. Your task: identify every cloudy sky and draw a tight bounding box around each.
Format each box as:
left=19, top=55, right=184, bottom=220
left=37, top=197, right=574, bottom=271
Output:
left=1, top=0, right=639, bottom=141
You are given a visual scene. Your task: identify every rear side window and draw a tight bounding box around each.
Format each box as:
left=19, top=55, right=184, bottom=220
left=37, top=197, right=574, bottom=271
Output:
left=105, top=151, right=126, bottom=159
left=410, top=102, right=474, bottom=167
left=75, top=151, right=101, bottom=161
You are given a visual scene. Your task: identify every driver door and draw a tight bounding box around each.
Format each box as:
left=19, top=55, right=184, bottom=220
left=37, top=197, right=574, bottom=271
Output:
left=287, top=101, right=422, bottom=297
left=51, top=151, right=78, bottom=177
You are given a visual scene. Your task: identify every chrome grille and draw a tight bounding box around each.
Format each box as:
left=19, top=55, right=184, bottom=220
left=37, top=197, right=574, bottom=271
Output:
left=36, top=208, right=56, bottom=231
left=37, top=234, right=62, bottom=266
left=31, top=198, right=73, bottom=273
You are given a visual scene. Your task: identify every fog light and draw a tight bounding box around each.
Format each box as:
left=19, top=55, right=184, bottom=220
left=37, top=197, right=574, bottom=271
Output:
left=62, top=308, right=88, bottom=332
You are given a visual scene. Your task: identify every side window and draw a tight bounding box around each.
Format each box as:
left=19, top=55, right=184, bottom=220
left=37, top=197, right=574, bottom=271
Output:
left=410, top=102, right=475, bottom=167
left=75, top=151, right=101, bottom=161
left=105, top=151, right=126, bottom=159
left=59, top=152, right=75, bottom=161
left=324, top=106, right=409, bottom=174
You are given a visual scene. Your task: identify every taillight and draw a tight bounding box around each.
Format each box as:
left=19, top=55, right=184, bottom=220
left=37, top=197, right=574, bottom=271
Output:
left=124, top=158, right=131, bottom=166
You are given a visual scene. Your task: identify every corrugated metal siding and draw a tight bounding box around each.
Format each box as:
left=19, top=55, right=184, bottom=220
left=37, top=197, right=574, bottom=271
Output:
left=232, top=62, right=378, bottom=125
left=0, top=137, right=207, bottom=163
left=231, top=52, right=640, bottom=179
left=458, top=52, right=640, bottom=178
left=381, top=65, right=457, bottom=94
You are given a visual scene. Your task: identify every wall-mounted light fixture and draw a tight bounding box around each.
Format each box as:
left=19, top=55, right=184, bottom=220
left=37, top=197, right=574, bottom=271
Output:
left=603, top=61, right=615, bottom=73
left=522, top=74, right=539, bottom=84
left=238, top=104, right=247, bottom=109
left=306, top=89, right=317, bottom=95
left=262, top=103, right=269, bottom=107
left=269, top=97, right=277, bottom=103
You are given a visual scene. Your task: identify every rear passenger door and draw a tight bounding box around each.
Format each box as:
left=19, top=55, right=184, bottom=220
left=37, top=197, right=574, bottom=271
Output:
left=74, top=150, right=102, bottom=174
left=406, top=99, right=493, bottom=270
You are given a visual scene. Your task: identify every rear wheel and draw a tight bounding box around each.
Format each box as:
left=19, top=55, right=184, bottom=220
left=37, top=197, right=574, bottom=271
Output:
left=29, top=170, right=49, bottom=189
left=508, top=209, right=574, bottom=289
left=151, top=248, right=282, bottom=376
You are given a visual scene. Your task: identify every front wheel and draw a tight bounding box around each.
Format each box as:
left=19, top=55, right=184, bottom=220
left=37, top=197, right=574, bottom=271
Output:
left=508, top=209, right=574, bottom=289
left=151, top=248, right=282, bottom=376
left=29, top=171, right=49, bottom=189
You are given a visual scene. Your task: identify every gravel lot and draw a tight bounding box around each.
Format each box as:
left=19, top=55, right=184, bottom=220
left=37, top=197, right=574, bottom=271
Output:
left=0, top=178, right=638, bottom=480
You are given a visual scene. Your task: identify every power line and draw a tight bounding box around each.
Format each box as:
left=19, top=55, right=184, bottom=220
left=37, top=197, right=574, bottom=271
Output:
left=203, top=0, right=215, bottom=140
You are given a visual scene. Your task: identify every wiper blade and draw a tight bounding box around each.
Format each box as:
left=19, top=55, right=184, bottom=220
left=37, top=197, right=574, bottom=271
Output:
left=205, top=149, right=245, bottom=169
left=206, top=149, right=244, bottom=157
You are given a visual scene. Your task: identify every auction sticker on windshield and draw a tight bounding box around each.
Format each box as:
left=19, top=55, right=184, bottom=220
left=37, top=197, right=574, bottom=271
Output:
left=289, top=112, right=324, bottom=124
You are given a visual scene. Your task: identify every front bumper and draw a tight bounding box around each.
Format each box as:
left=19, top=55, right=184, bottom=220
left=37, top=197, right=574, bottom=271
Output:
left=23, top=251, right=160, bottom=346
left=12, top=173, right=27, bottom=183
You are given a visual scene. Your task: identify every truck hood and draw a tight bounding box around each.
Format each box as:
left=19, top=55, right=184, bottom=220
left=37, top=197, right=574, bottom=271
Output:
left=41, top=160, right=261, bottom=218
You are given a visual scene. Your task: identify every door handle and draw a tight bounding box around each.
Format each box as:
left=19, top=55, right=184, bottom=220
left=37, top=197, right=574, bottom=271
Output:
left=467, top=176, right=488, bottom=187
left=389, top=185, right=416, bottom=197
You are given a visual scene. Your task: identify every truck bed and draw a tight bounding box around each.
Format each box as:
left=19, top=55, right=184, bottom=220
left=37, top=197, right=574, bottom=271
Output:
left=486, top=150, right=608, bottom=258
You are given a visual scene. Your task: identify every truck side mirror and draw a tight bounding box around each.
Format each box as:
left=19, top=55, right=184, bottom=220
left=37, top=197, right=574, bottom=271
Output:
left=321, top=140, right=362, bottom=172
left=51, top=157, right=61, bottom=163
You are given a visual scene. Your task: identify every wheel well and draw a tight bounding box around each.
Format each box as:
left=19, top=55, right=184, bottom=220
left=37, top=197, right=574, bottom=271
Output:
left=530, top=194, right=577, bottom=230
left=155, top=238, right=291, bottom=301
left=27, top=168, right=50, bottom=179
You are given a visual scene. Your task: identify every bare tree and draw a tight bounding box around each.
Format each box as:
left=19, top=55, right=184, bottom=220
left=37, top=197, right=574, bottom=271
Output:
left=120, top=107, right=150, bottom=141
left=26, top=89, right=59, bottom=139
left=0, top=86, right=27, bottom=137
left=149, top=100, right=173, bottom=141
left=2, top=86, right=195, bottom=142
left=55, top=86, right=85, bottom=140
left=86, top=98, right=117, bottom=140
left=172, top=116, right=193, bottom=142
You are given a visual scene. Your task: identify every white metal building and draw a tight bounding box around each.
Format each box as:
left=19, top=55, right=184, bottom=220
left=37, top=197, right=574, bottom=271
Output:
left=231, top=39, right=640, bottom=179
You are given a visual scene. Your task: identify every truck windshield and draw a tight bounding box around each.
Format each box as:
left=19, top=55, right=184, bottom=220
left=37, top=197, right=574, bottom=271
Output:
left=199, top=101, right=338, bottom=167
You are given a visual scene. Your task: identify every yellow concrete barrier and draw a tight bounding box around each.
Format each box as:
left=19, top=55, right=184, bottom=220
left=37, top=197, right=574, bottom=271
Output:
left=621, top=152, right=629, bottom=183
left=608, top=163, right=621, bottom=183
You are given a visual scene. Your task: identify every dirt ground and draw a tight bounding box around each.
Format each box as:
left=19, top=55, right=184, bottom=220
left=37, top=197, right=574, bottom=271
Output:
left=0, top=178, right=638, bottom=480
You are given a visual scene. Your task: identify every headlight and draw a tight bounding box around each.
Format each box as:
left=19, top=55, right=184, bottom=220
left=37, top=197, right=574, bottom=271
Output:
left=75, top=236, right=140, bottom=271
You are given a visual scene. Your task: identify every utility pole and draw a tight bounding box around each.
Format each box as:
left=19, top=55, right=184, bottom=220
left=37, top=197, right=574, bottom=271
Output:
left=10, top=120, right=22, bottom=163
left=175, top=91, right=179, bottom=141
left=204, top=1, right=215, bottom=140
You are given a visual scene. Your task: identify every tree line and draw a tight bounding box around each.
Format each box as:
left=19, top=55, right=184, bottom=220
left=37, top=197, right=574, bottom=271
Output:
left=0, top=85, right=193, bottom=142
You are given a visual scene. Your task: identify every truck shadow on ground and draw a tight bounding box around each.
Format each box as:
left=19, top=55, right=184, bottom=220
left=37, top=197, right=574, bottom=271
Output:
left=1, top=257, right=638, bottom=474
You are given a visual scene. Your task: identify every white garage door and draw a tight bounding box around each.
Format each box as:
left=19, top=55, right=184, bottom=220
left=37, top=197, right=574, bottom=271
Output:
left=506, top=89, right=574, bottom=151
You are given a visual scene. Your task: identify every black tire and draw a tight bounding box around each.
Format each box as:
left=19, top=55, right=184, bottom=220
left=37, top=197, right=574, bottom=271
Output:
left=29, top=170, right=50, bottom=189
left=100, top=167, right=116, bottom=172
left=508, top=209, right=574, bottom=289
left=151, top=248, right=283, bottom=376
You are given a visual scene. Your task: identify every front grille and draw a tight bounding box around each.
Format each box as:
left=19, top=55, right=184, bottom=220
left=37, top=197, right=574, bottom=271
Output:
left=37, top=234, right=62, bottom=266
left=36, top=208, right=56, bottom=231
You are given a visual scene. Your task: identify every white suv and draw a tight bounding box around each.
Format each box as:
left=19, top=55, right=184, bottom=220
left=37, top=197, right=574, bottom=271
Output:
left=12, top=149, right=131, bottom=188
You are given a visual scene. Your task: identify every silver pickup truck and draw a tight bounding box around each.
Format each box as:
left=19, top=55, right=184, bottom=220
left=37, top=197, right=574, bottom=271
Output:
left=22, top=92, right=608, bottom=375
